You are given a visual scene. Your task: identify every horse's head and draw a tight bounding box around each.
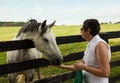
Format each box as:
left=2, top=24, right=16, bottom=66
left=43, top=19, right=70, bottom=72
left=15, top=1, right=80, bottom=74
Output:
left=35, top=20, right=63, bottom=65
left=17, top=19, right=63, bottom=65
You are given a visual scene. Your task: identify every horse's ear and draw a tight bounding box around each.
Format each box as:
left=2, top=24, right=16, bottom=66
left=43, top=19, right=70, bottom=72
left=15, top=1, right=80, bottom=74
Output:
left=48, top=20, right=56, bottom=28
left=41, top=20, right=47, bottom=28
left=41, top=20, right=47, bottom=35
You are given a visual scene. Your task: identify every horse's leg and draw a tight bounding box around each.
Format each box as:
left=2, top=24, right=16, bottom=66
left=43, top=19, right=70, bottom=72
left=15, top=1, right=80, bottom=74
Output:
left=8, top=73, right=17, bottom=83
left=24, top=70, right=34, bottom=83
left=35, top=68, right=41, bottom=79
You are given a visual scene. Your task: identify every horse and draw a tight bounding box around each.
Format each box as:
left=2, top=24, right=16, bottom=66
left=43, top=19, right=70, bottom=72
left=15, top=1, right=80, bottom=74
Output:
left=7, top=19, right=63, bottom=83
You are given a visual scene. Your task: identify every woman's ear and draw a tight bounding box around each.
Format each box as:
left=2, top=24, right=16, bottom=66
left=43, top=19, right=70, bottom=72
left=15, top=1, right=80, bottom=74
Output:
left=87, top=28, right=91, bottom=34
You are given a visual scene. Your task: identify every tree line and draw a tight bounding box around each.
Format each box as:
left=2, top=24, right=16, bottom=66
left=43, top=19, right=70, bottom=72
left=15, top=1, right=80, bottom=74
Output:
left=0, top=21, right=120, bottom=27
left=0, top=21, right=25, bottom=26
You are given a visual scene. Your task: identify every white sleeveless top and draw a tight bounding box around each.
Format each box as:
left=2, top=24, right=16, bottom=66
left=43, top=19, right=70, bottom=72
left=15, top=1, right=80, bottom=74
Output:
left=83, top=35, right=111, bottom=83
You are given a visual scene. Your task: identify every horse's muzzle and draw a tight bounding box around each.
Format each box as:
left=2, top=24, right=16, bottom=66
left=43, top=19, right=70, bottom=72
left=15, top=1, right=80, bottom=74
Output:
left=51, top=58, right=63, bottom=66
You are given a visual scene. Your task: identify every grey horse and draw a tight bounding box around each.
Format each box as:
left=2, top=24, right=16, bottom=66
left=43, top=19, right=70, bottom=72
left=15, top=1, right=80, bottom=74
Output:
left=7, top=19, right=63, bottom=83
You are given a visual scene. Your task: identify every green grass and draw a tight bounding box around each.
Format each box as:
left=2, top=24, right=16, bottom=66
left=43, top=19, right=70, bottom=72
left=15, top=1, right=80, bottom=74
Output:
left=100, top=24, right=120, bottom=32
left=0, top=24, right=120, bottom=41
left=0, top=24, right=120, bottom=82
left=0, top=52, right=6, bottom=64
left=0, top=26, right=20, bottom=41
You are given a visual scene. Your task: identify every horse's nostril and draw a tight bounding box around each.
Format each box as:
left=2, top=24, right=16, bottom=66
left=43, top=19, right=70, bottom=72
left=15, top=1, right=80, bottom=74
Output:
left=57, top=58, right=63, bottom=65
left=56, top=59, right=59, bottom=62
left=51, top=58, right=63, bottom=66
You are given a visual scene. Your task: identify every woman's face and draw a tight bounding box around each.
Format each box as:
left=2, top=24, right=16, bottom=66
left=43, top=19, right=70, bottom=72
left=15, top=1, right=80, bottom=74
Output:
left=80, top=27, right=90, bottom=41
left=80, top=27, right=86, bottom=39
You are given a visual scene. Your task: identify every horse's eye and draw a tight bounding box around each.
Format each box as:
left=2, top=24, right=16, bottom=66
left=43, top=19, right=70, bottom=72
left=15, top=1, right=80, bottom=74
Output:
left=43, top=38, right=48, bottom=42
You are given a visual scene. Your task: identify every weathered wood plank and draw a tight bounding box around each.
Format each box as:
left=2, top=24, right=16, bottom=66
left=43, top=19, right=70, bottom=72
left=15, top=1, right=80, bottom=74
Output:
left=33, top=71, right=76, bottom=83
left=0, top=39, right=34, bottom=52
left=107, top=31, right=120, bottom=39
left=0, top=51, right=84, bottom=75
left=0, top=58, right=50, bottom=75
left=109, top=74, right=120, bottom=83
left=111, top=45, right=120, bottom=52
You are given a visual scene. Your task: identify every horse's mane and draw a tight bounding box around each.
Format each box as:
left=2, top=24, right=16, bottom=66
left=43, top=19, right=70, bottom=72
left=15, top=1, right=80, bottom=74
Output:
left=16, top=19, right=41, bottom=37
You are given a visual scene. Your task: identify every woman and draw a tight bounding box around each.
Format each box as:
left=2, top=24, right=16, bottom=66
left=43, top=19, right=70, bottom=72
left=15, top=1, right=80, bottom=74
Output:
left=58, top=19, right=111, bottom=83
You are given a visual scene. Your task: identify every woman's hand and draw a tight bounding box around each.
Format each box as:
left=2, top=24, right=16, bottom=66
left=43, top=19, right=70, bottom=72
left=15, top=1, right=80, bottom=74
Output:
left=54, top=63, right=78, bottom=71
left=53, top=64, right=66, bottom=68
left=74, top=62, right=86, bottom=70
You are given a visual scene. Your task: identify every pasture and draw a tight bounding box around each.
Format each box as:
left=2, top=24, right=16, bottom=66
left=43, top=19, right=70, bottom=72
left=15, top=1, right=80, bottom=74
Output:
left=0, top=24, right=120, bottom=83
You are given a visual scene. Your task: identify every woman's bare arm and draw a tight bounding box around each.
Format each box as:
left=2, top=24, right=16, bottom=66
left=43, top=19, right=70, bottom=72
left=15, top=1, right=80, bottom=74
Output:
left=74, top=42, right=110, bottom=77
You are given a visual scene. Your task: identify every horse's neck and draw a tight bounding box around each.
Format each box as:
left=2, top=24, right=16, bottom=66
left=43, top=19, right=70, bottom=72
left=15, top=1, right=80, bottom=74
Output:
left=18, top=49, right=30, bottom=61
left=14, top=32, right=37, bottom=40
left=13, top=33, right=42, bottom=60
left=18, top=48, right=42, bottom=60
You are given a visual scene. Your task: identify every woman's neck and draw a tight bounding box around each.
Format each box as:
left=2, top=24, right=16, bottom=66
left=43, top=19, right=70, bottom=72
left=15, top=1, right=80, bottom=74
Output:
left=86, top=35, right=93, bottom=42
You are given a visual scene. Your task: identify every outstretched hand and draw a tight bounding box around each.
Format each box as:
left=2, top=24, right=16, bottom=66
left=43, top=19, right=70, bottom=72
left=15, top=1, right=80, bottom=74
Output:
left=55, top=64, right=66, bottom=68
left=74, top=62, right=86, bottom=70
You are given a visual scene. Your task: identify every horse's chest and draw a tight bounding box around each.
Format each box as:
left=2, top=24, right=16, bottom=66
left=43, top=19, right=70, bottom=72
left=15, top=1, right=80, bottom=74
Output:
left=7, top=48, right=42, bottom=63
left=16, top=49, right=36, bottom=61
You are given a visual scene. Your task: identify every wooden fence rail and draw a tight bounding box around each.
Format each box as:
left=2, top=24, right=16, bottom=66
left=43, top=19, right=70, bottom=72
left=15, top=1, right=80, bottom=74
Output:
left=0, top=31, right=120, bottom=83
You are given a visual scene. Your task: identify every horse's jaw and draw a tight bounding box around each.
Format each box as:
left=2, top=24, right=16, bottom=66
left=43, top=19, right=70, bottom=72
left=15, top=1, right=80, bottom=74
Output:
left=42, top=52, right=63, bottom=66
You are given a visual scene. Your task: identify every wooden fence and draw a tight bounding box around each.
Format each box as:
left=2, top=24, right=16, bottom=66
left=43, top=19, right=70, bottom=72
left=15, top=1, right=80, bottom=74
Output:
left=0, top=31, right=120, bottom=83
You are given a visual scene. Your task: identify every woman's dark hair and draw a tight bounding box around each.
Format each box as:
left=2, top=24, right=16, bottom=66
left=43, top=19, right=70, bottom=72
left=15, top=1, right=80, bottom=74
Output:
left=83, top=19, right=100, bottom=36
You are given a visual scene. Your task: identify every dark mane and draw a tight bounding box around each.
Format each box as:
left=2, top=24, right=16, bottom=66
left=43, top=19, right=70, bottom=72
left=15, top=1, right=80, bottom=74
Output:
left=16, top=19, right=41, bottom=37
